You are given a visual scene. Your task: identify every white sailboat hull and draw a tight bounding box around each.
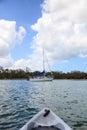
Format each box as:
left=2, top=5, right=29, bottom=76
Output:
left=29, top=77, right=53, bottom=82
left=20, top=108, right=72, bottom=130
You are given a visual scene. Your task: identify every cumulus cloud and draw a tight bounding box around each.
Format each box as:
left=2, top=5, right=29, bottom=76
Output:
left=42, top=0, right=87, bottom=23
left=0, top=55, right=13, bottom=68
left=0, top=19, right=26, bottom=68
left=11, top=59, right=30, bottom=70
left=16, top=26, right=26, bottom=43
left=30, top=0, right=87, bottom=70
left=12, top=50, right=44, bottom=71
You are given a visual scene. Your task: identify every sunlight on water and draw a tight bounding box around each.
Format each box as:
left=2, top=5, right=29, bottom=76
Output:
left=0, top=80, right=87, bottom=130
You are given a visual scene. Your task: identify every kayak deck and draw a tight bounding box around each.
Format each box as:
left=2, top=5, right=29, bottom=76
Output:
left=31, top=126, right=61, bottom=130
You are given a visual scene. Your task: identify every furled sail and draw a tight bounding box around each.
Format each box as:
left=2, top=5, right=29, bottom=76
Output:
left=34, top=70, right=45, bottom=77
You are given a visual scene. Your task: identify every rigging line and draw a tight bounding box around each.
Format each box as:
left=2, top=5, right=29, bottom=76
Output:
left=44, top=50, right=53, bottom=76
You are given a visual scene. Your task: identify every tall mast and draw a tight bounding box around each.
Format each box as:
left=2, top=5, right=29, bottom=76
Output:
left=43, top=48, right=45, bottom=78
left=43, top=48, right=45, bottom=71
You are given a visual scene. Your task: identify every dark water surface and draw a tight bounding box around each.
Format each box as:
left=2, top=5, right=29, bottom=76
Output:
left=0, top=80, right=87, bottom=130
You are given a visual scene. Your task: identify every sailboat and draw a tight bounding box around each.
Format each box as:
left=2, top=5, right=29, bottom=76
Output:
left=29, top=49, right=53, bottom=82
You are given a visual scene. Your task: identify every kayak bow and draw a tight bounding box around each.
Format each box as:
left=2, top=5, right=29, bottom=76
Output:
left=20, top=108, right=72, bottom=130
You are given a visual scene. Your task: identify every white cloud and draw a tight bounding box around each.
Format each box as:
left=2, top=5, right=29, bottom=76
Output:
left=0, top=55, right=13, bottom=68
left=30, top=0, right=87, bottom=70
left=42, top=0, right=87, bottom=23
left=0, top=19, right=26, bottom=68
left=11, top=59, right=30, bottom=70
left=16, top=26, right=26, bottom=43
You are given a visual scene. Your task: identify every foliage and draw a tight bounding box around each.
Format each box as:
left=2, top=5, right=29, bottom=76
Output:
left=0, top=66, right=87, bottom=79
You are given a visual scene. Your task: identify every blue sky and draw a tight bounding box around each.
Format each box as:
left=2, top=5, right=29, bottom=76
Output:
left=0, top=0, right=43, bottom=59
left=0, top=0, right=87, bottom=72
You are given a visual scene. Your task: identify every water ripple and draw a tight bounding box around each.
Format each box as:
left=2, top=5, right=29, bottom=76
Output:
left=0, top=80, right=87, bottom=130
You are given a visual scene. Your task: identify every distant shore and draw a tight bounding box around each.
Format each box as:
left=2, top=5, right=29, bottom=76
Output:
left=0, top=67, right=87, bottom=79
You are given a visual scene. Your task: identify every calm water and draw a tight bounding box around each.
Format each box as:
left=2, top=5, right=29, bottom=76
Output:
left=0, top=80, right=87, bottom=130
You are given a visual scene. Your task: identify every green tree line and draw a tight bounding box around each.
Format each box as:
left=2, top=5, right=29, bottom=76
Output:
left=0, top=66, right=87, bottom=79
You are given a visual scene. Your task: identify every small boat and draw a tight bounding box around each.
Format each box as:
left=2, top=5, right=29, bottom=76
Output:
left=29, top=49, right=53, bottom=82
left=20, top=108, right=72, bottom=130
